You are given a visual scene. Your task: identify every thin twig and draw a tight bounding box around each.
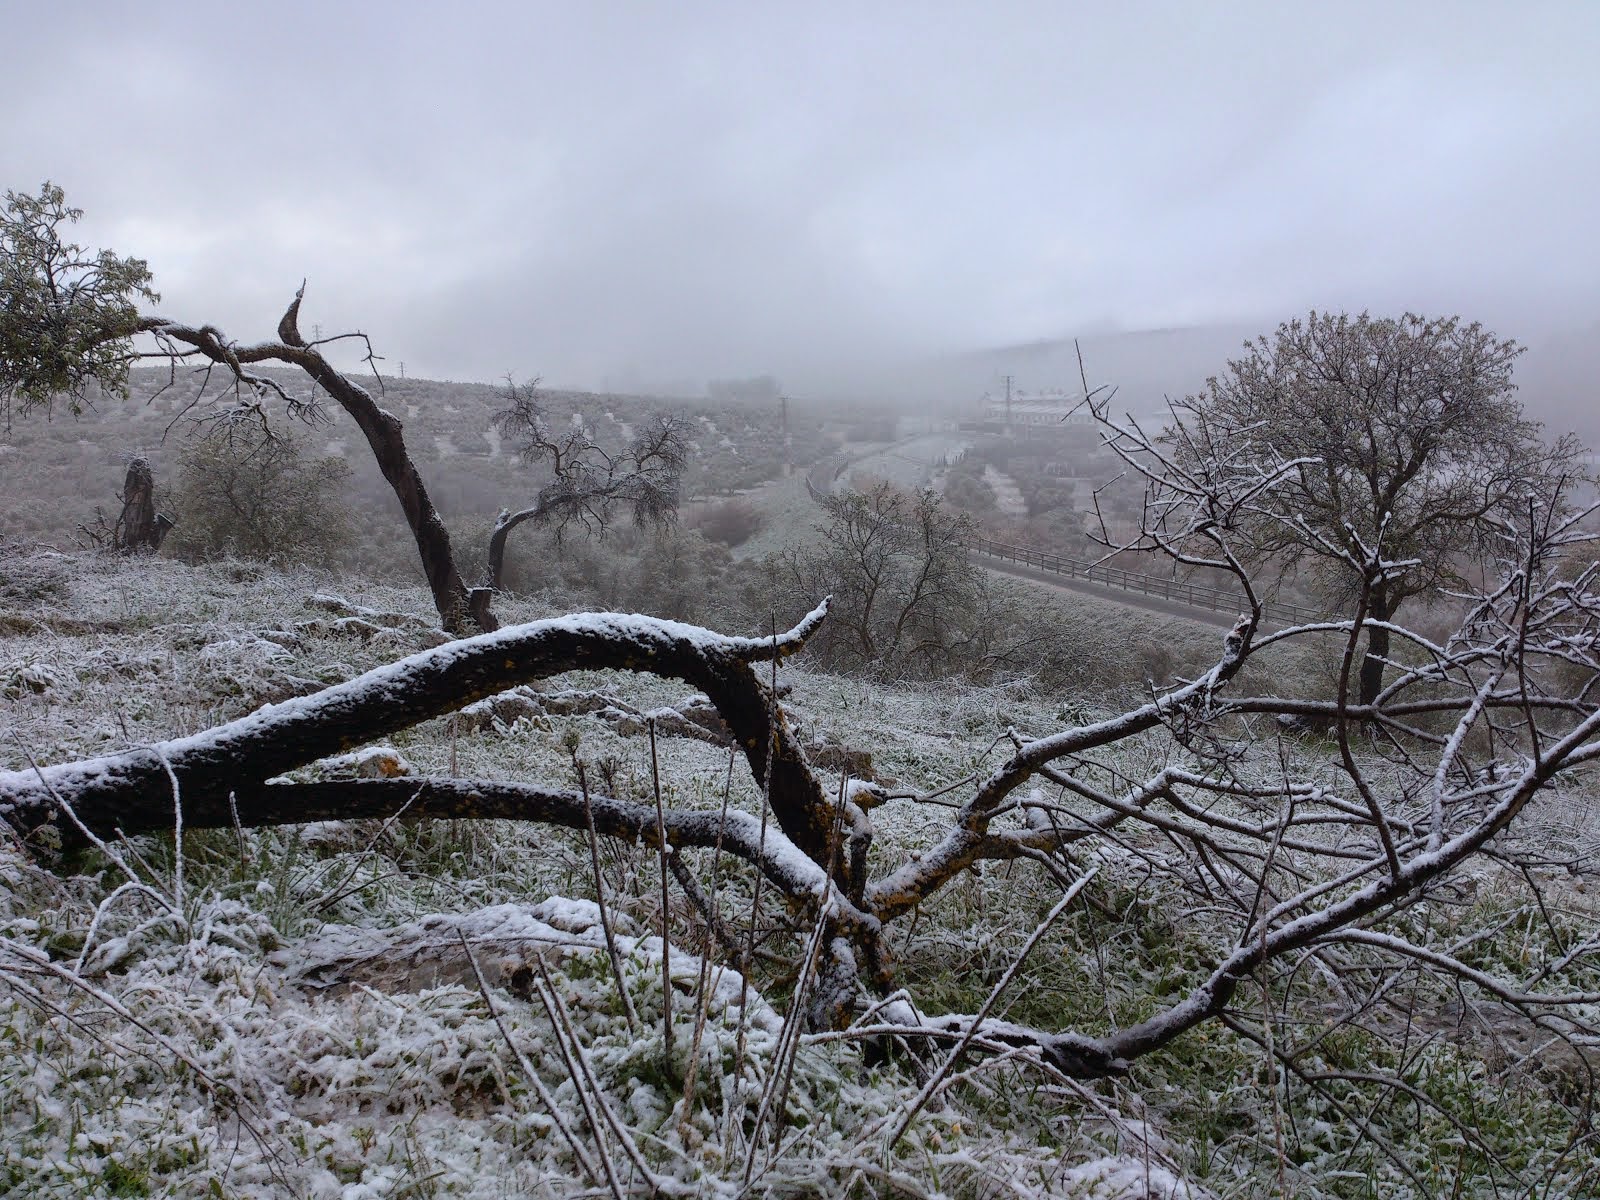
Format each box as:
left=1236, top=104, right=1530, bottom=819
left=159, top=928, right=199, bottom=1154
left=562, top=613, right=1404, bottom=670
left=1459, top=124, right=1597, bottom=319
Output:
left=578, top=761, right=639, bottom=1033
left=885, top=869, right=1097, bottom=1150
left=649, top=718, right=676, bottom=1068
left=455, top=930, right=601, bottom=1187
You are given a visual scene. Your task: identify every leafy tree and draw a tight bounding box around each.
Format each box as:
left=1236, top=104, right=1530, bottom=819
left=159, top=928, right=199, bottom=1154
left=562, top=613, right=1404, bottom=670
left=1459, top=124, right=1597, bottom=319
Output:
left=0, top=183, right=157, bottom=427
left=170, top=430, right=352, bottom=566
left=1171, top=311, right=1581, bottom=703
left=690, top=497, right=765, bottom=548
left=0, top=182, right=485, bottom=633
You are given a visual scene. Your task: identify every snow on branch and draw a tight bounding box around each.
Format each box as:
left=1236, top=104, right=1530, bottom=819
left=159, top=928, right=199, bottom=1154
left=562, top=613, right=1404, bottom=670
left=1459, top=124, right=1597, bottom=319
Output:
left=0, top=604, right=831, bottom=851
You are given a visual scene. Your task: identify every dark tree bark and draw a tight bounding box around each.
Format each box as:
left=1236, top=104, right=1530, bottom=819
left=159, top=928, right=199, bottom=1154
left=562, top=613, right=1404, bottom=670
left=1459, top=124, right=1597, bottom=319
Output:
left=486, top=507, right=538, bottom=592
left=112, top=458, right=173, bottom=553
left=0, top=601, right=843, bottom=882
left=269, top=294, right=483, bottom=634
left=1358, top=586, right=1393, bottom=707
left=135, top=290, right=490, bottom=635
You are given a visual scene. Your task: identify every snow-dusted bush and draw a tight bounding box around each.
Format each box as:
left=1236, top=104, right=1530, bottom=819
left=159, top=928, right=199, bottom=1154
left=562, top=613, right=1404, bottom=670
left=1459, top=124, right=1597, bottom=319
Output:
left=169, top=430, right=354, bottom=567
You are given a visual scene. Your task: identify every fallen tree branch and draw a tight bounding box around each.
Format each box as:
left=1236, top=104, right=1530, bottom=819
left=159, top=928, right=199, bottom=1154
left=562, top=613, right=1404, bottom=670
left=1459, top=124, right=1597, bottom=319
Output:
left=0, top=601, right=838, bottom=867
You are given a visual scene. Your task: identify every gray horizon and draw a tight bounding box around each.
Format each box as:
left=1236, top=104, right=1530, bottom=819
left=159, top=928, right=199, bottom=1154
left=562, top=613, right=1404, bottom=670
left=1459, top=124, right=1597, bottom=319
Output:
left=7, top=1, right=1598, bottom=398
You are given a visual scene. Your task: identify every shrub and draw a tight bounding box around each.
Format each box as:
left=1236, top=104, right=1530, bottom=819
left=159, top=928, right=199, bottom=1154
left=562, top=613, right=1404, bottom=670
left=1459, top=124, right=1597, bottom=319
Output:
left=169, top=430, right=353, bottom=567
left=691, top=498, right=766, bottom=548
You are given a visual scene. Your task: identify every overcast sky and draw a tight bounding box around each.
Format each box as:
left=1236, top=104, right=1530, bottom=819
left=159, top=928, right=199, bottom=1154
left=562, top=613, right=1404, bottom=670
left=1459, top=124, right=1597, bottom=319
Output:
left=7, top=1, right=1598, bottom=393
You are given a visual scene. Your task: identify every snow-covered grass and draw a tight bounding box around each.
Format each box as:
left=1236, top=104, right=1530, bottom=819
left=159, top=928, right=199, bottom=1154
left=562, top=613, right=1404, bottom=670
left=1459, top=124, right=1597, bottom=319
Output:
left=1, top=545, right=1597, bottom=1198
left=720, top=471, right=822, bottom=564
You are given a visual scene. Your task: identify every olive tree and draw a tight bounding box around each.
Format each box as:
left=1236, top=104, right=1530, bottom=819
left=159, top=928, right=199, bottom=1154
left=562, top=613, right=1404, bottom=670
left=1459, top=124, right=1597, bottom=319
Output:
left=0, top=182, right=488, bottom=633
left=169, top=429, right=353, bottom=566
left=485, top=379, right=688, bottom=591
left=1169, top=311, right=1582, bottom=703
left=0, top=183, right=157, bottom=427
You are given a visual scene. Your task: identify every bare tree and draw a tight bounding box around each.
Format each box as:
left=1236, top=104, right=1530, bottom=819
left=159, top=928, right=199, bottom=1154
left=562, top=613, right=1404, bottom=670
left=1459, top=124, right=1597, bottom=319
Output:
left=0, top=182, right=490, bottom=634
left=10, top=391, right=1600, bottom=1144
left=1166, top=311, right=1583, bottom=703
left=485, top=378, right=688, bottom=591
left=765, top=481, right=993, bottom=677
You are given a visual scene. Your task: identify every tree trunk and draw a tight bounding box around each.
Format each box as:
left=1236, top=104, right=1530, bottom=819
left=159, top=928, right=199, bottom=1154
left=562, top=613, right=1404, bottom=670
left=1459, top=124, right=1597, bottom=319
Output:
left=1359, top=589, right=1392, bottom=706
left=137, top=295, right=494, bottom=636
left=291, top=351, right=487, bottom=636
left=486, top=507, right=541, bottom=592
left=113, top=457, right=172, bottom=553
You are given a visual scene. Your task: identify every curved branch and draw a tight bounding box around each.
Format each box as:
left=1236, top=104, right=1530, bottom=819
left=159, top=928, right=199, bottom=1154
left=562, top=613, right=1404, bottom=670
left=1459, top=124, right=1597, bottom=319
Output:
left=1092, top=706, right=1600, bottom=1068
left=487, top=506, right=541, bottom=591
left=138, top=298, right=482, bottom=634
left=228, top=778, right=875, bottom=931
left=0, top=603, right=836, bottom=865
left=867, top=627, right=1254, bottom=919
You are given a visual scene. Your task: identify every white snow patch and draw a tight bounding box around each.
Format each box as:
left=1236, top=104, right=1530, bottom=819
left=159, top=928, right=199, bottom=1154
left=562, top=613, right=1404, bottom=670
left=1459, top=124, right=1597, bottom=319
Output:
left=1057, top=1155, right=1213, bottom=1199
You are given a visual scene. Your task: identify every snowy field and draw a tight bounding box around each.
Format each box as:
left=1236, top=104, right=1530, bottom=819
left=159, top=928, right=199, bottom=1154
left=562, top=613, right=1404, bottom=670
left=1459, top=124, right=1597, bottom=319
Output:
left=1, top=546, right=1596, bottom=1198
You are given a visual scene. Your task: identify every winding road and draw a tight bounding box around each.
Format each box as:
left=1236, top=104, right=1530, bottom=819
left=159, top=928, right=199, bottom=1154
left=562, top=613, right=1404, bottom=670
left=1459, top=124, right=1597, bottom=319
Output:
left=807, top=444, right=1319, bottom=631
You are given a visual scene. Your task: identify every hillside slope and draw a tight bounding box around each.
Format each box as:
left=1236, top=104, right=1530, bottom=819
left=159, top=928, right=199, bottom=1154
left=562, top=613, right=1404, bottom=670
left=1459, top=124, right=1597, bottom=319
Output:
left=1, top=546, right=1595, bottom=1198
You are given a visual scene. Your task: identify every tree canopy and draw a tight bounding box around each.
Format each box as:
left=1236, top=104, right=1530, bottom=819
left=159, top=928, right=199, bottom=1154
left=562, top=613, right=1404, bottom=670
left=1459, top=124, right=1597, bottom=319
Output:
left=1172, top=311, right=1580, bottom=702
left=0, top=182, right=157, bottom=427
left=170, top=429, right=353, bottom=566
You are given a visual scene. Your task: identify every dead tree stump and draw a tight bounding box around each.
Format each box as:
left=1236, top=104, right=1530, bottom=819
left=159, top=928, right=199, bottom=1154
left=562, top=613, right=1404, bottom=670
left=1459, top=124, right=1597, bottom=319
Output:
left=113, top=457, right=173, bottom=553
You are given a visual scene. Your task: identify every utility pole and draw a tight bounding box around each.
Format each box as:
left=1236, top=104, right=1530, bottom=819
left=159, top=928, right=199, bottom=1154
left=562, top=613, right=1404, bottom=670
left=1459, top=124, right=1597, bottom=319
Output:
left=780, top=394, right=792, bottom=476
left=398, top=361, right=406, bottom=379
left=1002, top=373, right=1013, bottom=430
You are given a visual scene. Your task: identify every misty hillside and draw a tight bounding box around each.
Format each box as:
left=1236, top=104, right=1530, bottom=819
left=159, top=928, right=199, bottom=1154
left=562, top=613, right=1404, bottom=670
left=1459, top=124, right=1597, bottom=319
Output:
left=0, top=369, right=835, bottom=575
left=902, top=319, right=1600, bottom=446
left=3, top=330, right=1599, bottom=1197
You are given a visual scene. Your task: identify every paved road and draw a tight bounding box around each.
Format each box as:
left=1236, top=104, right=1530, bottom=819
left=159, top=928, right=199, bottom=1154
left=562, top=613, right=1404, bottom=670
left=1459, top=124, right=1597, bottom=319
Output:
left=809, top=450, right=1241, bottom=631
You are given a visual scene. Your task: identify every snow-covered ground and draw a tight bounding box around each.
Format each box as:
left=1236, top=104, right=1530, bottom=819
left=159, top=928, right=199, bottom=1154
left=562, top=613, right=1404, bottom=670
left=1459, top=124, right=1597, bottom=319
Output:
left=0, top=549, right=1213, bottom=1198
left=841, top=434, right=970, bottom=491
left=1, top=546, right=1594, bottom=1199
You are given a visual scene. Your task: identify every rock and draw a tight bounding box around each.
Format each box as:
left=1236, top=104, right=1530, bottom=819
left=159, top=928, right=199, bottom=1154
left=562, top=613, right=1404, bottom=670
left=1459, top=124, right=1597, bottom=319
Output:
left=312, top=745, right=417, bottom=779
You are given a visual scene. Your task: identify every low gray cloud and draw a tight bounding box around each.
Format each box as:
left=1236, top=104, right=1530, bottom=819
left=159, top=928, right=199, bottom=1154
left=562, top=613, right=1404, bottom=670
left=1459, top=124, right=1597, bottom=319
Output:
left=7, top=1, right=1597, bottom=394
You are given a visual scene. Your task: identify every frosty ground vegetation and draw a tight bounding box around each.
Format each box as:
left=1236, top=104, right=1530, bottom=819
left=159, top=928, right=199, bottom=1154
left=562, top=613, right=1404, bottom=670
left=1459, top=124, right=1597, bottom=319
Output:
left=4, top=378, right=1600, bottom=1195
left=5, top=182, right=1600, bottom=1198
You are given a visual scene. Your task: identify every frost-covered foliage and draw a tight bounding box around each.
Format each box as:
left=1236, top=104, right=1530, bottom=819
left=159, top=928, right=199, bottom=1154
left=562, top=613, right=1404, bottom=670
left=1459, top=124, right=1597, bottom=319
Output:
left=3, top=546, right=1599, bottom=1198
left=0, top=182, right=158, bottom=426
left=168, top=429, right=354, bottom=567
